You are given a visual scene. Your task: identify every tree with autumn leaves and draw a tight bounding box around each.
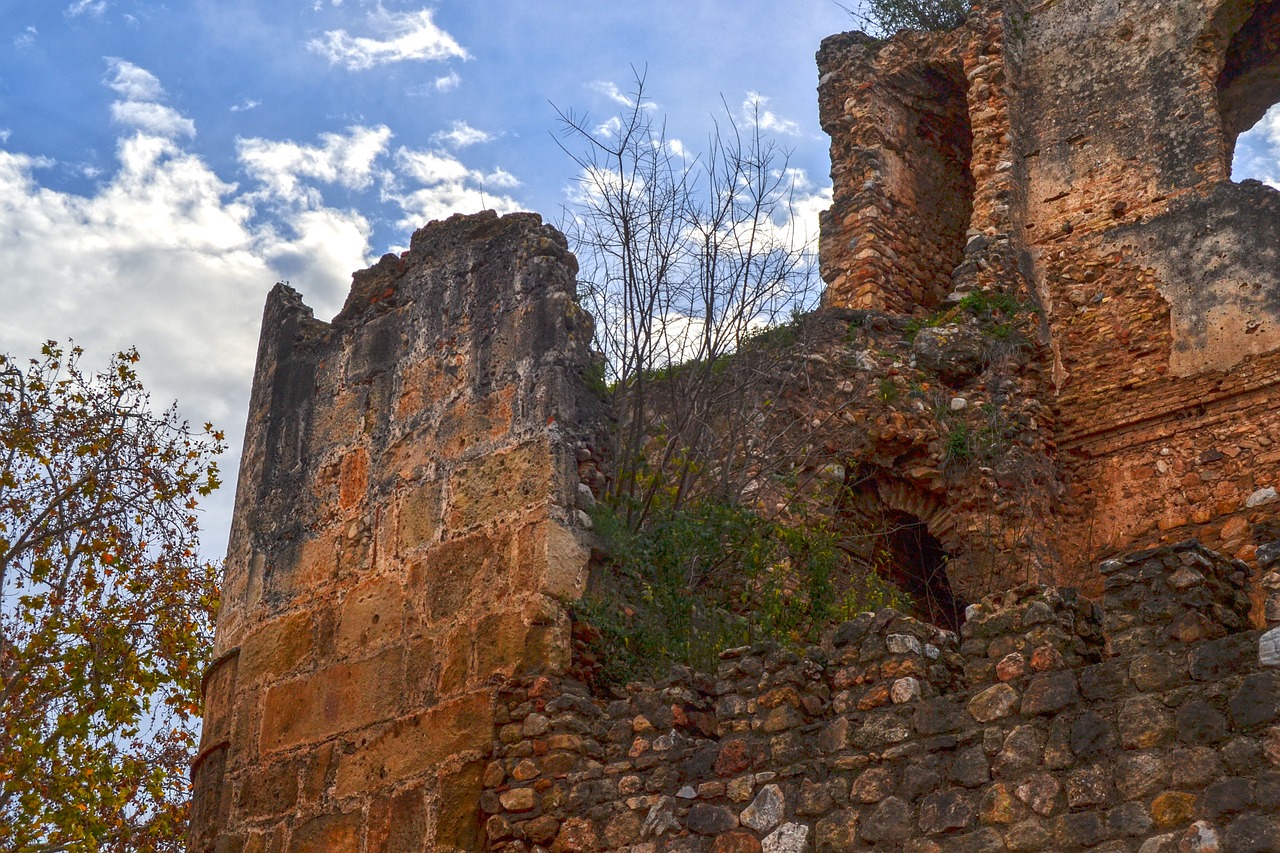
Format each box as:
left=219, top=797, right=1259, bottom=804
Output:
left=0, top=342, right=224, bottom=852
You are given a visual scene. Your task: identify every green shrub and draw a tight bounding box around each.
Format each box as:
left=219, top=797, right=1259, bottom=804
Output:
left=945, top=423, right=973, bottom=461
left=578, top=499, right=907, bottom=685
left=852, top=0, right=968, bottom=36
left=877, top=377, right=900, bottom=402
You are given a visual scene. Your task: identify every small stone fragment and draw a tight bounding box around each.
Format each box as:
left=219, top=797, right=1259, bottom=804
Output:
left=997, top=653, right=1028, bottom=682
left=1020, top=671, right=1079, bottom=716
left=891, top=677, right=922, bottom=704
left=710, top=832, right=763, bottom=853
left=969, top=683, right=1019, bottom=722
left=762, top=823, right=809, bottom=853
left=1016, top=773, right=1062, bottom=817
left=688, top=804, right=739, bottom=836
left=887, top=633, right=923, bottom=655
left=499, top=787, right=536, bottom=813
left=741, top=784, right=785, bottom=833
left=1260, top=628, right=1280, bottom=668
left=815, top=810, right=859, bottom=852
left=728, top=776, right=755, bottom=803
left=522, top=713, right=550, bottom=737
left=1150, top=791, right=1196, bottom=828
left=859, top=796, right=913, bottom=842
left=1168, top=567, right=1206, bottom=590
left=1246, top=487, right=1279, bottom=507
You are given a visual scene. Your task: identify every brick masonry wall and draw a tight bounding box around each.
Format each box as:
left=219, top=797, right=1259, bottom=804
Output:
left=817, top=0, right=1280, bottom=592
left=483, top=544, right=1280, bottom=853
left=189, top=212, right=604, bottom=852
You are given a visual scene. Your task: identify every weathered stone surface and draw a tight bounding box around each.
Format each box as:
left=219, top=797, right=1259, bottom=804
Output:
left=1016, top=773, right=1063, bottom=818
left=762, top=823, right=810, bottom=853
left=912, top=323, right=986, bottom=385
left=1223, top=813, right=1280, bottom=853
left=261, top=647, right=405, bottom=752
left=688, top=804, right=740, bottom=836
left=1116, top=753, right=1169, bottom=801
left=741, top=784, right=786, bottom=833
left=969, top=684, right=1018, bottom=722
left=815, top=810, right=859, bottom=853
left=919, top=789, right=977, bottom=834
left=711, top=832, right=763, bottom=853
left=860, top=796, right=913, bottom=843
left=333, top=693, right=492, bottom=798
left=1020, top=671, right=1079, bottom=717
left=1151, top=792, right=1197, bottom=828
left=1232, top=674, right=1280, bottom=730
left=1119, top=696, right=1175, bottom=749
left=286, top=810, right=361, bottom=853
left=191, top=212, right=604, bottom=852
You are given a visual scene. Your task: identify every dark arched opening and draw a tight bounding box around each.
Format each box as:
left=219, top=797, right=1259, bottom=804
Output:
left=1217, top=0, right=1280, bottom=172
left=879, top=511, right=967, bottom=631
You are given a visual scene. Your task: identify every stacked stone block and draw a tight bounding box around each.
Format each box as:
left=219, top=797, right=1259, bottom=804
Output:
left=1100, top=541, right=1253, bottom=657
left=484, top=545, right=1280, bottom=853
left=959, top=584, right=1105, bottom=688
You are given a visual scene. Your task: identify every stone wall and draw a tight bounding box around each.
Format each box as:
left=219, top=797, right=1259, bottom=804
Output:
left=482, top=544, right=1280, bottom=853
left=817, top=0, right=1280, bottom=596
left=189, top=212, right=604, bottom=852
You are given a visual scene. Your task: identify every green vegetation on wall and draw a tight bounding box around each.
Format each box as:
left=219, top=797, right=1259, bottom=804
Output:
left=576, top=498, right=909, bottom=687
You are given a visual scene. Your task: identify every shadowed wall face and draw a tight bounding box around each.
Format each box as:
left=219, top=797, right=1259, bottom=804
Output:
left=189, top=211, right=602, bottom=853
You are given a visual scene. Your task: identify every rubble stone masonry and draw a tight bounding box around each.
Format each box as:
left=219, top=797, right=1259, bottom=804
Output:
left=482, top=544, right=1280, bottom=853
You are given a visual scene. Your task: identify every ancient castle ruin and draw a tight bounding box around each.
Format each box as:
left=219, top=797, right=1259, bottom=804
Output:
left=191, top=1, right=1280, bottom=851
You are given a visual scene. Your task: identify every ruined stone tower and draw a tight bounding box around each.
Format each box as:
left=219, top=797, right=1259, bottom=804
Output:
left=818, top=0, right=1280, bottom=596
left=190, top=212, right=602, bottom=851
left=191, top=1, right=1280, bottom=850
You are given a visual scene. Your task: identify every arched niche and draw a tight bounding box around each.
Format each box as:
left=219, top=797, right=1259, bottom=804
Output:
left=1207, top=0, right=1280, bottom=173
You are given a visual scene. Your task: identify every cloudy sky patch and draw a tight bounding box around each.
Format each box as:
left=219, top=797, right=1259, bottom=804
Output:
left=307, top=6, right=468, bottom=71
left=5, top=1, right=1277, bottom=561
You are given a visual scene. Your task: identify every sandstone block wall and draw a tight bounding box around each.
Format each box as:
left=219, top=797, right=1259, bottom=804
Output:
left=817, top=0, right=1280, bottom=595
left=190, top=212, right=603, bottom=852
left=481, top=544, right=1280, bottom=853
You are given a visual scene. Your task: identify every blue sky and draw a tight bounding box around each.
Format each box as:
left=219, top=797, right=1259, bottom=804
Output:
left=1, top=1, right=1278, bottom=558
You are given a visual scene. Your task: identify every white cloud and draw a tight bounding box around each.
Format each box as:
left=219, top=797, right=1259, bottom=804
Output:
left=14, top=26, right=37, bottom=48
left=1232, top=104, right=1280, bottom=189
left=230, top=99, right=262, bottom=113
left=384, top=146, right=521, bottom=231
left=66, top=0, right=108, bottom=18
left=406, top=70, right=462, bottom=98
left=431, top=121, right=493, bottom=148
left=110, top=101, right=196, bottom=138
left=744, top=92, right=800, bottom=136
left=308, top=6, right=468, bottom=71
left=590, top=80, right=642, bottom=109
left=0, top=61, right=532, bottom=555
left=103, top=60, right=194, bottom=139
left=594, top=116, right=622, bottom=139
left=0, top=64, right=381, bottom=559
left=104, top=58, right=164, bottom=101
left=0, top=129, right=10, bottom=144
left=237, top=125, right=394, bottom=204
